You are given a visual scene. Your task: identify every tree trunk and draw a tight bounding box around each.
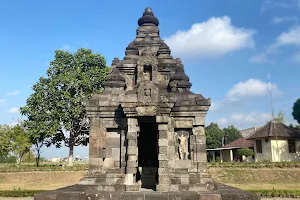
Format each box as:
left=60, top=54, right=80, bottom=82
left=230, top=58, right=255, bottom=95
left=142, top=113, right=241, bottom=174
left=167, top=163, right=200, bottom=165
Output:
left=68, top=144, right=74, bottom=166
left=36, top=149, right=40, bottom=167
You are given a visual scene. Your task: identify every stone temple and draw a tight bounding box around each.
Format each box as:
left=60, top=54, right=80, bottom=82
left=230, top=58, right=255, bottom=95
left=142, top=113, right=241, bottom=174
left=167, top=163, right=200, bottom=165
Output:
left=35, top=8, right=260, bottom=200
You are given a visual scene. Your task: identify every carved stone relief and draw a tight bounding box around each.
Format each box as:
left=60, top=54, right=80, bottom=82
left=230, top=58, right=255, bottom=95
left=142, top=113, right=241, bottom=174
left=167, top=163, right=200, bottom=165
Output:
left=137, top=81, right=159, bottom=104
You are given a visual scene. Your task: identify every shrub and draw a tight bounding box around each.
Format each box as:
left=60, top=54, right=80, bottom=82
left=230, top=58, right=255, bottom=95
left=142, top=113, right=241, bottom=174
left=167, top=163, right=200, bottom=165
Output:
left=237, top=147, right=254, bottom=158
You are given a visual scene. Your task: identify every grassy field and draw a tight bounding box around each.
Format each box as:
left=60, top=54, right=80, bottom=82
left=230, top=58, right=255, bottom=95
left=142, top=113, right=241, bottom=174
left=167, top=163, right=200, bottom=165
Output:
left=208, top=167, right=300, bottom=190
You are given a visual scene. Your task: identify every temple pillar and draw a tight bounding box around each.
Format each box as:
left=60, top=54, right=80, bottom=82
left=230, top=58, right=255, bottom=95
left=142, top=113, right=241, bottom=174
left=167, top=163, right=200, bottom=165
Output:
left=156, top=116, right=170, bottom=192
left=89, top=117, right=106, bottom=174
left=125, top=118, right=139, bottom=191
left=192, top=126, right=207, bottom=173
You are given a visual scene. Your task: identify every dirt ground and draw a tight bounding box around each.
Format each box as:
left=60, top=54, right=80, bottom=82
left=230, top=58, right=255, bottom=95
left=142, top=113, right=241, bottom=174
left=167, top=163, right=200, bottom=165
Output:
left=0, top=171, right=86, bottom=190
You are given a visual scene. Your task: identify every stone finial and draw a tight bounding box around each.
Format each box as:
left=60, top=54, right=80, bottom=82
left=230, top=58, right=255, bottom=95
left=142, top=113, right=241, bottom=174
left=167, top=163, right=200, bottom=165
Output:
left=170, top=65, right=189, bottom=82
left=145, top=7, right=153, bottom=13
left=176, top=58, right=182, bottom=64
left=138, top=7, right=159, bottom=26
left=169, top=62, right=192, bottom=91
left=158, top=41, right=171, bottom=55
left=103, top=67, right=126, bottom=89
left=112, top=57, right=120, bottom=66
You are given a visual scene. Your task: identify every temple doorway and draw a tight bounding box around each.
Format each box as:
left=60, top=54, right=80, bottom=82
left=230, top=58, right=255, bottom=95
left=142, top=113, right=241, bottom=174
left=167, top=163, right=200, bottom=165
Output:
left=137, top=117, right=158, bottom=190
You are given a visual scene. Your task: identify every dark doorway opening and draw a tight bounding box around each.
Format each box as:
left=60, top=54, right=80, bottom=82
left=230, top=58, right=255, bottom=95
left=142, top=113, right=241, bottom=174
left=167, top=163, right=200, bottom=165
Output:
left=137, top=117, right=158, bottom=190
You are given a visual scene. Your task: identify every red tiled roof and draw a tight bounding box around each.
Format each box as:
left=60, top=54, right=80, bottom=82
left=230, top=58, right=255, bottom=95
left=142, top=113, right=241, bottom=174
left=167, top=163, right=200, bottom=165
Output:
left=223, top=137, right=254, bottom=148
left=246, top=121, right=300, bottom=140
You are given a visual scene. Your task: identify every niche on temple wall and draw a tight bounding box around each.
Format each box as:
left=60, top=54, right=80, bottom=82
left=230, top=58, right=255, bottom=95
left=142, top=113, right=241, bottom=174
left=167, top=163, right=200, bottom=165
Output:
left=143, top=65, right=152, bottom=81
left=174, top=129, right=192, bottom=160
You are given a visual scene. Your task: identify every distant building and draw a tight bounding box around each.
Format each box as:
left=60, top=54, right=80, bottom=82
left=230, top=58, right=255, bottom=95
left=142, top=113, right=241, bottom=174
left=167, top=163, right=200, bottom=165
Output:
left=51, top=157, right=63, bottom=162
left=246, top=121, right=300, bottom=162
left=207, top=137, right=254, bottom=162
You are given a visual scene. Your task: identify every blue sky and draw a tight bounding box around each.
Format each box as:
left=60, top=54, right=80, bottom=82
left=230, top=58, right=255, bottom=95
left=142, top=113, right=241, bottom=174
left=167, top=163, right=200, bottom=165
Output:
left=0, top=0, right=300, bottom=158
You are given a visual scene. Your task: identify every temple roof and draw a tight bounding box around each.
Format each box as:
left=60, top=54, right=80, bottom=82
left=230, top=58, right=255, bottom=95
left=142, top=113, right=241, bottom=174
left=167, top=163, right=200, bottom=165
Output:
left=246, top=121, right=300, bottom=140
left=138, top=8, right=159, bottom=26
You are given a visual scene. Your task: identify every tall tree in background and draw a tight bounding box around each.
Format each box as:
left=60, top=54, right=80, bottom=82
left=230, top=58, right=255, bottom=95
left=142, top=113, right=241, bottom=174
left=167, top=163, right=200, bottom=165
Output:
left=0, top=124, right=31, bottom=166
left=292, top=99, right=300, bottom=124
left=0, top=125, right=12, bottom=159
left=21, top=48, right=109, bottom=166
left=222, top=125, right=242, bottom=144
left=274, top=110, right=285, bottom=123
left=205, top=123, right=224, bottom=149
left=20, top=78, right=57, bottom=167
left=9, top=124, right=32, bottom=166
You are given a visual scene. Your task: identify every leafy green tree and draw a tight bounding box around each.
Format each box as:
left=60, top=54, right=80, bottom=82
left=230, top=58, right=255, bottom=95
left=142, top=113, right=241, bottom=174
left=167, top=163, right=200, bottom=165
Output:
left=0, top=155, right=17, bottom=163
left=222, top=125, right=242, bottom=144
left=205, top=123, right=224, bottom=149
left=289, top=124, right=300, bottom=129
left=0, top=125, right=12, bottom=158
left=237, top=147, right=254, bottom=159
left=9, top=124, right=32, bottom=166
left=21, top=48, right=109, bottom=166
left=292, top=99, right=300, bottom=124
left=22, top=149, right=36, bottom=163
left=20, top=77, right=59, bottom=167
left=274, top=111, right=285, bottom=123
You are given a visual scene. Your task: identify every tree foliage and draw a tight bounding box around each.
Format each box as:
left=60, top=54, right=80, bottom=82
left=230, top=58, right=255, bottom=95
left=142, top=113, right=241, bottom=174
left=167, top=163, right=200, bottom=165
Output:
left=205, top=123, right=224, bottom=149
left=22, top=149, right=36, bottom=163
left=0, top=125, right=12, bottom=158
left=21, top=48, right=109, bottom=166
left=289, top=124, right=300, bottom=129
left=237, top=147, right=254, bottom=158
left=0, top=124, right=31, bottom=165
left=274, top=111, right=285, bottom=123
left=292, top=99, right=300, bottom=124
left=9, top=124, right=32, bottom=165
left=222, top=125, right=242, bottom=144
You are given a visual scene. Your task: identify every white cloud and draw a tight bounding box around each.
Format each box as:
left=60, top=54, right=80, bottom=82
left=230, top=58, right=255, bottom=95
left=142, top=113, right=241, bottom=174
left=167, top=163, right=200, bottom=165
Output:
left=276, top=26, right=300, bottom=46
left=210, top=79, right=280, bottom=112
left=261, top=0, right=295, bottom=12
left=248, top=53, right=272, bottom=64
left=7, top=107, right=20, bottom=114
left=164, top=16, right=255, bottom=59
left=250, top=26, right=300, bottom=63
left=272, top=16, right=299, bottom=24
left=210, top=102, right=219, bottom=111
left=0, top=99, right=6, bottom=103
left=226, top=79, right=278, bottom=101
left=292, top=51, right=300, bottom=62
left=5, top=90, right=20, bottom=96
left=217, top=112, right=272, bottom=128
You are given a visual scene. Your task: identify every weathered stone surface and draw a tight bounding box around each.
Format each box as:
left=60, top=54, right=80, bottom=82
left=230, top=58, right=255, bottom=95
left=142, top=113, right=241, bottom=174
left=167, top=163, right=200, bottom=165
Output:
left=34, top=184, right=260, bottom=200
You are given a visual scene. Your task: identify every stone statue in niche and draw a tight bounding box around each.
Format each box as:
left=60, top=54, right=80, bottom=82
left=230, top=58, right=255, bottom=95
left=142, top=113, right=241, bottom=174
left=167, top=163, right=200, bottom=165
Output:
left=178, top=133, right=189, bottom=160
